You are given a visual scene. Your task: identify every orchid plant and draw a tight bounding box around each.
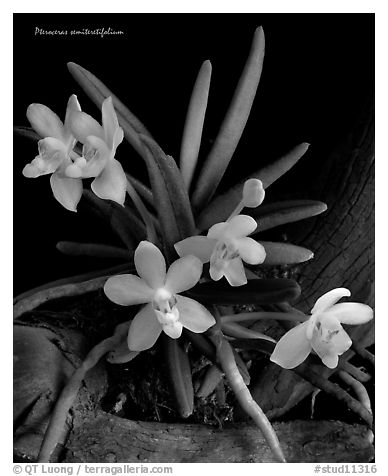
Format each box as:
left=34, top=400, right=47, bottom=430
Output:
left=14, top=26, right=374, bottom=464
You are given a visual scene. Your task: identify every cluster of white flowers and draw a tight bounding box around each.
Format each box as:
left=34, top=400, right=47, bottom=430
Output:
left=22, top=98, right=373, bottom=369
left=23, top=95, right=126, bottom=211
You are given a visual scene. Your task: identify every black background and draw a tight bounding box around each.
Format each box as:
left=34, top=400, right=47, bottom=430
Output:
left=13, top=13, right=374, bottom=294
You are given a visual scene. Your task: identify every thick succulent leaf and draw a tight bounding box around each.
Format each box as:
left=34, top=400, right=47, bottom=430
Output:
left=221, top=322, right=276, bottom=343
left=186, top=278, right=301, bottom=304
left=67, top=62, right=153, bottom=161
left=14, top=126, right=41, bottom=142
left=192, top=27, right=265, bottom=211
left=196, top=364, right=224, bottom=398
left=126, top=173, right=154, bottom=208
left=56, top=241, right=129, bottom=259
left=197, top=142, right=310, bottom=231
left=180, top=60, right=212, bottom=190
left=81, top=190, right=146, bottom=250
left=229, top=338, right=275, bottom=356
left=140, top=135, right=195, bottom=260
left=250, top=200, right=328, bottom=233
left=162, top=335, right=194, bottom=419
left=260, top=241, right=314, bottom=265
left=184, top=329, right=216, bottom=361
left=221, top=311, right=307, bottom=324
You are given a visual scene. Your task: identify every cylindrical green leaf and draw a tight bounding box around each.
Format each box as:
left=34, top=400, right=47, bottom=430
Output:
left=140, top=135, right=196, bottom=261
left=81, top=190, right=145, bottom=249
left=221, top=322, right=276, bottom=343
left=251, top=200, right=327, bottom=233
left=260, top=241, right=314, bottom=265
left=14, top=126, right=41, bottom=142
left=180, top=60, right=212, bottom=191
left=197, top=142, right=310, bottom=231
left=186, top=278, right=301, bottom=305
left=163, top=336, right=194, bottom=419
left=192, top=27, right=265, bottom=211
left=196, top=364, right=223, bottom=399
left=56, top=241, right=129, bottom=260
left=126, top=173, right=154, bottom=208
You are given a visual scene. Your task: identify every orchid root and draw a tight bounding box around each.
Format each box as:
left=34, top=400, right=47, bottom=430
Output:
left=209, top=329, right=287, bottom=463
left=38, top=331, right=123, bottom=462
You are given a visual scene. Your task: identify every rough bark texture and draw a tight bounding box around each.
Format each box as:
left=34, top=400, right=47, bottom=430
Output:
left=64, top=413, right=373, bottom=463
left=292, top=97, right=374, bottom=312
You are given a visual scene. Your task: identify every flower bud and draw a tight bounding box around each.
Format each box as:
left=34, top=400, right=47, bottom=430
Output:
left=242, top=178, right=265, bottom=208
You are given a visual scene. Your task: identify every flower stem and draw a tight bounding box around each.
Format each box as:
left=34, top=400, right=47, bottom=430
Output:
left=208, top=328, right=286, bottom=463
left=226, top=200, right=244, bottom=221
left=126, top=179, right=158, bottom=243
left=38, top=333, right=122, bottom=462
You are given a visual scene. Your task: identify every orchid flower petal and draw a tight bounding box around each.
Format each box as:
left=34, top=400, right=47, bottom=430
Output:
left=39, top=137, right=68, bottom=156
left=64, top=94, right=81, bottom=139
left=270, top=321, right=312, bottom=369
left=176, top=295, right=216, bottom=333
left=311, top=288, right=351, bottom=314
left=134, top=241, right=167, bottom=290
left=329, top=302, right=374, bottom=325
left=49, top=173, right=83, bottom=212
left=22, top=160, right=43, bottom=178
left=68, top=110, right=105, bottom=144
left=207, top=222, right=228, bottom=239
left=227, top=214, right=257, bottom=237
left=174, top=236, right=216, bottom=263
left=223, top=257, right=247, bottom=287
left=306, top=314, right=317, bottom=340
left=91, top=158, right=127, bottom=205
left=102, top=97, right=120, bottom=149
left=320, top=353, right=339, bottom=369
left=127, top=304, right=163, bottom=351
left=104, top=274, right=154, bottom=305
left=27, top=104, right=66, bottom=142
left=112, top=126, right=124, bottom=152
left=236, top=237, right=266, bottom=265
left=165, top=256, right=203, bottom=294
left=162, top=321, right=183, bottom=339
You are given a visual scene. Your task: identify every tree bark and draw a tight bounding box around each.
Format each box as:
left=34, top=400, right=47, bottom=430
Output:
left=14, top=319, right=374, bottom=463
left=246, top=94, right=374, bottom=419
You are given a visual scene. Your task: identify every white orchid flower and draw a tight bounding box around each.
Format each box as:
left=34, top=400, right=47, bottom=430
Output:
left=175, top=214, right=266, bottom=287
left=104, top=241, right=216, bottom=351
left=270, top=288, right=374, bottom=369
left=66, top=96, right=127, bottom=206
left=22, top=95, right=83, bottom=212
